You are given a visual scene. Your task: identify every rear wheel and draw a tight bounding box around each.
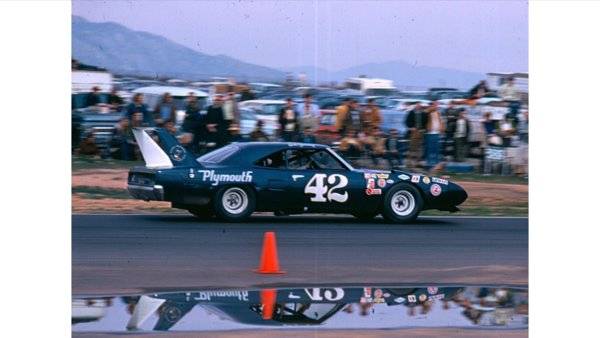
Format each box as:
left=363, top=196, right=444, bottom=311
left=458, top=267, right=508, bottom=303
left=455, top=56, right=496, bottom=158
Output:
left=213, top=186, right=255, bottom=222
left=382, top=183, right=423, bottom=223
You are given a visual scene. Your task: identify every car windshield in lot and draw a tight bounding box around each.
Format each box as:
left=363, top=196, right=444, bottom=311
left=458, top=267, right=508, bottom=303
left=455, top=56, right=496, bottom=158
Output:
left=197, top=144, right=240, bottom=164
left=260, top=104, right=284, bottom=115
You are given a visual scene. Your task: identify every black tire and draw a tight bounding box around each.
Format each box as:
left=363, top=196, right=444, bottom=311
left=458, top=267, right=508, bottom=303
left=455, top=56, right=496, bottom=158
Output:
left=351, top=211, right=379, bottom=221
left=382, top=183, right=423, bottom=223
left=187, top=205, right=214, bottom=219
left=213, top=186, right=256, bottom=222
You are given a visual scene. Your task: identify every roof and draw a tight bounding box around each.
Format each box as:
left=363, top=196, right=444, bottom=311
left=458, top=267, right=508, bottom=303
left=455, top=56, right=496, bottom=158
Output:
left=239, top=99, right=286, bottom=105
left=235, top=142, right=328, bottom=152
left=486, top=72, right=529, bottom=78
left=221, top=142, right=329, bottom=166
left=132, top=86, right=208, bottom=97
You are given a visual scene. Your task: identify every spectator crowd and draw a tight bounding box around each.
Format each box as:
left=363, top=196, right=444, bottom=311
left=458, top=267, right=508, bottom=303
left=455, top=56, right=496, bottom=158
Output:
left=74, top=77, right=528, bottom=175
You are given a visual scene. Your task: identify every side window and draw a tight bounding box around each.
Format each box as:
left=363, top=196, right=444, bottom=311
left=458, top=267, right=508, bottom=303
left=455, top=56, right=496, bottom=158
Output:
left=309, top=150, right=345, bottom=170
left=255, top=150, right=286, bottom=169
left=286, top=149, right=311, bottom=170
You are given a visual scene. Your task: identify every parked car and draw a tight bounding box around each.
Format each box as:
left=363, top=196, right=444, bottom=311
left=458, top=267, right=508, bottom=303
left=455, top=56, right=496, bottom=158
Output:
left=238, top=100, right=286, bottom=137
left=314, top=111, right=339, bottom=145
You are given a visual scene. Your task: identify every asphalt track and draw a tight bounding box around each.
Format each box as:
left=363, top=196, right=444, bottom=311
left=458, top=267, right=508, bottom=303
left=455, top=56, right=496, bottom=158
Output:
left=72, top=214, right=528, bottom=295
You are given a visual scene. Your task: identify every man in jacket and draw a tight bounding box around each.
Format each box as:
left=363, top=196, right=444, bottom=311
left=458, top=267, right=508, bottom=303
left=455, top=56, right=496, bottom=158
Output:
left=425, top=101, right=445, bottom=169
left=454, top=109, right=470, bottom=162
left=405, top=103, right=427, bottom=168
left=206, top=94, right=228, bottom=147
left=182, top=93, right=205, bottom=154
left=361, top=98, right=382, bottom=132
left=279, top=98, right=298, bottom=142
left=126, top=93, right=153, bottom=126
left=334, top=98, right=352, bottom=134
left=153, top=92, right=177, bottom=127
left=296, top=93, right=320, bottom=135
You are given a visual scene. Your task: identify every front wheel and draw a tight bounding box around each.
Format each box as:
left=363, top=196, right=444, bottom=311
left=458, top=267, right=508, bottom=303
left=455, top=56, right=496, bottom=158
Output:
left=213, top=186, right=256, bottom=222
left=382, top=183, right=423, bottom=223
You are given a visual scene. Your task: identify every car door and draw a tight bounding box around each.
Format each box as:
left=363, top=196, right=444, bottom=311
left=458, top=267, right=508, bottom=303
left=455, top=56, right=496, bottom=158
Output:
left=285, top=148, right=358, bottom=213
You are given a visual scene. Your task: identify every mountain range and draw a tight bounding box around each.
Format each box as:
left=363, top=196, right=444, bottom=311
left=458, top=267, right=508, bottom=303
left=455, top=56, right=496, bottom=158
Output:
left=72, top=15, right=484, bottom=89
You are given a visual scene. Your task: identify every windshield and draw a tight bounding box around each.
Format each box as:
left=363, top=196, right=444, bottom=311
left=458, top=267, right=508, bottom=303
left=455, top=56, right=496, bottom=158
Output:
left=365, top=88, right=396, bottom=96
left=259, top=104, right=285, bottom=115
left=320, top=114, right=336, bottom=126
left=197, top=144, right=240, bottom=164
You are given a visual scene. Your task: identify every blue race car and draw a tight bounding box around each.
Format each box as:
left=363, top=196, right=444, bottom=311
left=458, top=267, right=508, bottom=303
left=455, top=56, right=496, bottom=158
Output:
left=128, top=128, right=467, bottom=223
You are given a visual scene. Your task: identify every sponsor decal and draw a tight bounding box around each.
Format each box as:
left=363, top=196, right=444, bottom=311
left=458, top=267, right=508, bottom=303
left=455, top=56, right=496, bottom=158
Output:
left=418, top=294, right=428, bottom=302
left=292, top=174, right=305, bottom=181
left=398, top=174, right=410, bottom=181
left=366, top=188, right=382, bottom=195
left=376, top=173, right=389, bottom=179
left=422, top=176, right=431, bottom=184
left=198, top=170, right=253, bottom=186
left=169, top=145, right=187, bottom=161
left=394, top=297, right=406, bottom=304
left=363, top=288, right=372, bottom=298
left=188, top=168, right=195, bottom=179
left=364, top=173, right=375, bottom=179
left=288, top=292, right=300, bottom=299
left=432, top=177, right=448, bottom=185
left=383, top=293, right=391, bottom=298
left=407, top=294, right=417, bottom=303
left=386, top=179, right=394, bottom=184
left=377, top=178, right=386, bottom=188
left=431, top=294, right=445, bottom=301
left=366, top=178, right=376, bottom=189
left=193, top=291, right=249, bottom=302
left=430, top=183, right=442, bottom=196
left=428, top=287, right=439, bottom=295
left=411, top=175, right=420, bottom=183
left=374, top=289, right=383, bottom=298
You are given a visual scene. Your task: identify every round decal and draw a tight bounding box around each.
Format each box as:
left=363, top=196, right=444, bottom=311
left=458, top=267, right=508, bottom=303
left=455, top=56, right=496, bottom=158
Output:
left=377, top=178, right=386, bottom=188
left=430, top=184, right=442, bottom=196
left=427, top=287, right=438, bottom=295
left=367, top=178, right=375, bottom=189
left=422, top=176, right=431, bottom=184
left=418, top=294, right=428, bottom=302
left=170, top=145, right=187, bottom=161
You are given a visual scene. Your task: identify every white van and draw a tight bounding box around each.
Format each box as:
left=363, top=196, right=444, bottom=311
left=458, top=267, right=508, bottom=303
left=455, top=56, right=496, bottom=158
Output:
left=133, top=86, right=209, bottom=125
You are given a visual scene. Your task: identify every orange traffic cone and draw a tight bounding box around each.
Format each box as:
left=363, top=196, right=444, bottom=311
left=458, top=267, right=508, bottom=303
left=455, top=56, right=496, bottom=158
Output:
left=254, top=231, right=285, bottom=274
left=260, top=288, right=277, bottom=320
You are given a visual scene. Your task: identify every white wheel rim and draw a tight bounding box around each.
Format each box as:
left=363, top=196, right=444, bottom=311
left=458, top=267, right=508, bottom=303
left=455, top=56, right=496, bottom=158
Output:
left=391, top=190, right=415, bottom=216
left=222, top=187, right=248, bottom=215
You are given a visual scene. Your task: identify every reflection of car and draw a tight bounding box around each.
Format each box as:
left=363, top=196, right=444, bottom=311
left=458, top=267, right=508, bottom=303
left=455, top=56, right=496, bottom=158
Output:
left=128, top=128, right=468, bottom=223
left=238, top=100, right=286, bottom=136
left=72, top=298, right=112, bottom=324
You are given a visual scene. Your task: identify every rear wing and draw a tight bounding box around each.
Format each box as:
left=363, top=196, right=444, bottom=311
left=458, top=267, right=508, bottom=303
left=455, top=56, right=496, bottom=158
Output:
left=132, top=128, right=196, bottom=169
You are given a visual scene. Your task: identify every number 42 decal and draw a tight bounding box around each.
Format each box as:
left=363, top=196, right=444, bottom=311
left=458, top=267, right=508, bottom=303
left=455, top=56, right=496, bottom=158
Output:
left=304, top=174, right=348, bottom=202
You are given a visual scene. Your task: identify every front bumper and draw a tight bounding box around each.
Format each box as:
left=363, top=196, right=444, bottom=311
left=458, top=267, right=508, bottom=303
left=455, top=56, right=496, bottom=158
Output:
left=127, top=184, right=164, bottom=201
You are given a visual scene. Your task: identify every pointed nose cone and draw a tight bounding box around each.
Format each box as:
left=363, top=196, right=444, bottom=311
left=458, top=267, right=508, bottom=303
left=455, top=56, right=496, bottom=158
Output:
left=449, top=183, right=468, bottom=206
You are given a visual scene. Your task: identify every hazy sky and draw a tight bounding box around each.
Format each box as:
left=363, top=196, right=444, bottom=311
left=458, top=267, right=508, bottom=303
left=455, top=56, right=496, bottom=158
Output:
left=72, top=0, right=528, bottom=73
